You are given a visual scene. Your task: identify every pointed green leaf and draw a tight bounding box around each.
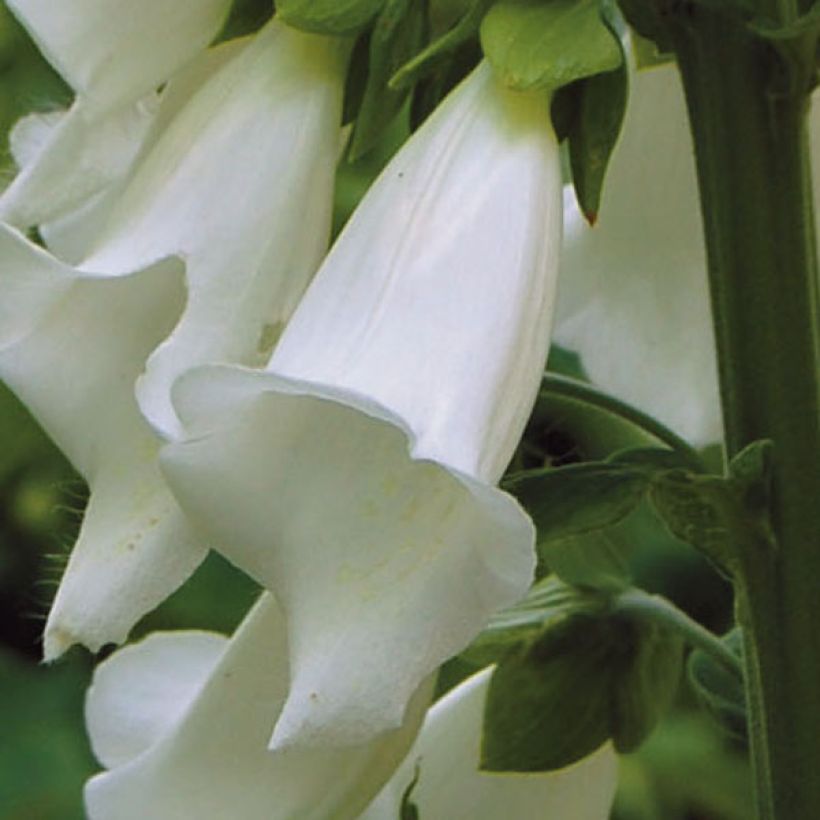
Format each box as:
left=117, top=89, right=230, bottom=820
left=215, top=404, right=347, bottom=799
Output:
left=349, top=0, right=427, bottom=159
left=390, top=0, right=494, bottom=89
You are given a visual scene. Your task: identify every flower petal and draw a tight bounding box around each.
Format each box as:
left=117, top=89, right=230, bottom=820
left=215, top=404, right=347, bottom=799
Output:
left=5, top=0, right=232, bottom=108
left=553, top=63, right=721, bottom=445
left=85, top=595, right=433, bottom=820
left=0, top=225, right=206, bottom=658
left=363, top=669, right=619, bottom=819
left=82, top=19, right=347, bottom=437
left=38, top=38, right=251, bottom=265
left=0, top=96, right=159, bottom=230
left=162, top=367, right=535, bottom=748
left=85, top=631, right=228, bottom=769
left=162, top=62, right=557, bottom=747
left=269, top=61, right=562, bottom=484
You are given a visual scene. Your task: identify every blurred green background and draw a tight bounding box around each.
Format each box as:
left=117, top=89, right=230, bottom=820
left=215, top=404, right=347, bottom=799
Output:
left=0, top=3, right=751, bottom=818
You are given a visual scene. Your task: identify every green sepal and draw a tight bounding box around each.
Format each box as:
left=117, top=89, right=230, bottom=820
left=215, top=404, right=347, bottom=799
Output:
left=462, top=576, right=605, bottom=666
left=611, top=620, right=684, bottom=752
left=688, top=628, right=747, bottom=741
left=390, top=0, right=494, bottom=90
left=479, top=0, right=623, bottom=92
left=277, top=0, right=385, bottom=35
left=215, top=0, right=273, bottom=42
left=481, top=607, right=683, bottom=771
left=348, top=0, right=427, bottom=159
left=481, top=613, right=614, bottom=771
left=399, top=762, right=422, bottom=820
left=567, top=0, right=628, bottom=222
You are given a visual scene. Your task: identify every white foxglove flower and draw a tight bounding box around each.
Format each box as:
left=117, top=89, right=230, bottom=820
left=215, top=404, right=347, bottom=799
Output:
left=84, top=594, right=434, bottom=820
left=554, top=62, right=722, bottom=446
left=0, top=19, right=346, bottom=659
left=362, top=669, right=619, bottom=820
left=0, top=0, right=233, bottom=227
left=162, top=62, right=562, bottom=748
left=555, top=62, right=820, bottom=446
left=85, top=624, right=616, bottom=820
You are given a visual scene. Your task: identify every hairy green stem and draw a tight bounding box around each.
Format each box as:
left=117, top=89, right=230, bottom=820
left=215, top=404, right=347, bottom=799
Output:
left=664, top=6, right=820, bottom=818
left=613, top=588, right=742, bottom=676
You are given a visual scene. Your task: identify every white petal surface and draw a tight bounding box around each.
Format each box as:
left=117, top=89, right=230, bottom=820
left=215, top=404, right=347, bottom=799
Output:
left=553, top=63, right=721, bottom=445
left=270, top=61, right=562, bottom=484
left=86, top=631, right=228, bottom=769
left=0, top=96, right=158, bottom=230
left=0, top=225, right=206, bottom=658
left=163, top=368, right=535, bottom=748
left=38, top=39, right=251, bottom=265
left=85, top=595, right=433, bottom=820
left=162, top=61, right=557, bottom=748
left=82, top=19, right=346, bottom=437
left=5, top=0, right=231, bottom=108
left=363, top=669, right=619, bottom=820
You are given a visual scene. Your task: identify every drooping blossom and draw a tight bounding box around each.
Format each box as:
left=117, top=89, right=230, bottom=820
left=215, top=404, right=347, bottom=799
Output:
left=162, top=61, right=562, bottom=748
left=0, top=14, right=347, bottom=659
left=84, top=601, right=617, bottom=820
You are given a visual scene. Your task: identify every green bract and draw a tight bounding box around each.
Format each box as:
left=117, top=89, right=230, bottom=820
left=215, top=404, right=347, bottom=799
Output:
left=480, top=0, right=623, bottom=91
left=277, top=0, right=385, bottom=35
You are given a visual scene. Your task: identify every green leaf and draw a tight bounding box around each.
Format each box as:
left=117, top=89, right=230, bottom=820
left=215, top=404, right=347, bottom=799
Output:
left=463, top=576, right=604, bottom=665
left=505, top=461, right=649, bottom=588
left=567, top=0, right=627, bottom=221
left=505, top=462, right=650, bottom=542
left=479, top=0, right=623, bottom=92
left=399, top=762, right=422, bottom=820
left=688, top=628, right=747, bottom=741
left=349, top=0, right=427, bottom=159
left=611, top=621, right=683, bottom=752
left=481, top=614, right=614, bottom=771
left=648, top=471, right=742, bottom=573
left=568, top=65, right=627, bottom=222
left=390, top=0, right=494, bottom=89
left=277, top=0, right=385, bottom=35
left=215, top=0, right=273, bottom=42
left=481, top=609, right=682, bottom=771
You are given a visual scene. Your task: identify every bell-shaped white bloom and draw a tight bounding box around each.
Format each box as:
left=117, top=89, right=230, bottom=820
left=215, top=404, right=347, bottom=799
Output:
left=0, top=0, right=233, bottom=227
left=556, top=64, right=820, bottom=447
left=0, top=20, right=346, bottom=660
left=553, top=62, right=722, bottom=446
left=362, top=668, right=619, bottom=820
left=84, top=594, right=434, bottom=820
left=162, top=62, right=562, bottom=748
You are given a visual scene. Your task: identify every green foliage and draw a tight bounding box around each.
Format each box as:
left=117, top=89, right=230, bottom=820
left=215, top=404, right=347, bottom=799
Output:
left=389, top=0, right=494, bottom=90
left=566, top=61, right=627, bottom=222
left=481, top=607, right=683, bottom=771
left=0, top=649, right=95, bottom=820
left=688, top=628, right=747, bottom=740
left=648, top=440, right=776, bottom=576
left=349, top=0, right=427, bottom=159
left=479, top=0, right=623, bottom=91
left=615, top=712, right=754, bottom=820
left=0, top=4, right=71, bottom=171
left=277, top=0, right=386, bottom=35
left=214, top=0, right=273, bottom=42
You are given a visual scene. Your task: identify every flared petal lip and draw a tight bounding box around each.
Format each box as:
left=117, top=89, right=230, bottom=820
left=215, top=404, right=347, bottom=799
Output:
left=168, top=363, right=537, bottom=582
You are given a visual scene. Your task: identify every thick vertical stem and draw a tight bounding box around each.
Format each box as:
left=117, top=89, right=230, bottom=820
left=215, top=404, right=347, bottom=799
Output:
left=666, top=7, right=820, bottom=818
